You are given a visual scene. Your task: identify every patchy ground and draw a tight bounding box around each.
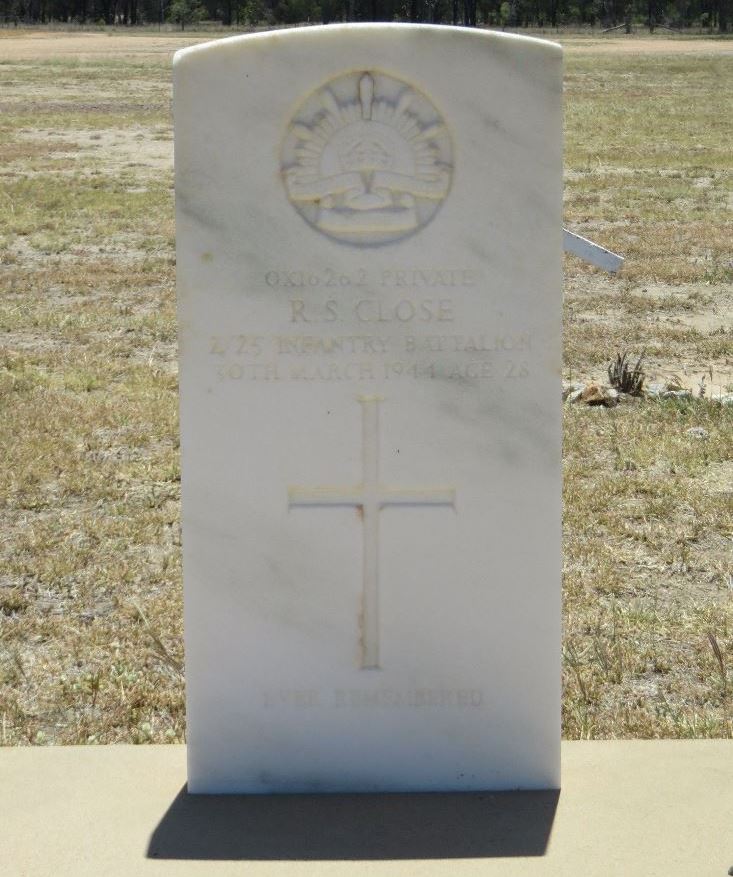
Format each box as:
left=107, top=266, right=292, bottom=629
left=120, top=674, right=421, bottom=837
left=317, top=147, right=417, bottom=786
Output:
left=0, top=31, right=731, bottom=745
left=563, top=35, right=733, bottom=54
left=0, top=29, right=203, bottom=61
left=11, top=125, right=173, bottom=180
left=1, top=26, right=732, bottom=60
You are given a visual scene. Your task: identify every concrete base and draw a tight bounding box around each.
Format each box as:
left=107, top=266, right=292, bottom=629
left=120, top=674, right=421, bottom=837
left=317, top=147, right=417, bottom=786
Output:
left=0, top=741, right=731, bottom=876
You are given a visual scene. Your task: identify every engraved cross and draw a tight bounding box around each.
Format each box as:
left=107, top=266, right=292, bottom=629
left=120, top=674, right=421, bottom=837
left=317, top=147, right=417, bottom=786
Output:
left=288, top=396, right=455, bottom=670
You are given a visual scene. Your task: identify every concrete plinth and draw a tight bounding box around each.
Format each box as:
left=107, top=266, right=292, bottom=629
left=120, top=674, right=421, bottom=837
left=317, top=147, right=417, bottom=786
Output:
left=1, top=741, right=731, bottom=876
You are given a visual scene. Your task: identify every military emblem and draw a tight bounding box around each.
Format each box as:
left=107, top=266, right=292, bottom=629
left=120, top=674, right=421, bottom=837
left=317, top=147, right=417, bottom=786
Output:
left=281, top=71, right=453, bottom=245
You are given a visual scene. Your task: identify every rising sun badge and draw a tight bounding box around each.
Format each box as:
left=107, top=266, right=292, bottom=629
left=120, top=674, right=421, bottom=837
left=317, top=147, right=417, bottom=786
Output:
left=281, top=71, right=453, bottom=246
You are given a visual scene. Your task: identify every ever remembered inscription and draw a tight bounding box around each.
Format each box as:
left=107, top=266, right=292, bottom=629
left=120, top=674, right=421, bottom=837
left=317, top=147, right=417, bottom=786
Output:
left=262, top=688, right=484, bottom=708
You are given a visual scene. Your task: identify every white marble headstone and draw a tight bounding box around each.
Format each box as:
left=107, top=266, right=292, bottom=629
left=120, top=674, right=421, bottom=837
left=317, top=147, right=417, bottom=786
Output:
left=174, top=24, right=562, bottom=794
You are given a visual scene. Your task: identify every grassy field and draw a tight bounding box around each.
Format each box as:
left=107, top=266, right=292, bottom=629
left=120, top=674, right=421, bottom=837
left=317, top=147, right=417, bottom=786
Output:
left=0, top=31, right=731, bottom=745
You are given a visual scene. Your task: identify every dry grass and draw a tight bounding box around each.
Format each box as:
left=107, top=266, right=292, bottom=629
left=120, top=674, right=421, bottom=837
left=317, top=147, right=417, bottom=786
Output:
left=0, top=32, right=731, bottom=745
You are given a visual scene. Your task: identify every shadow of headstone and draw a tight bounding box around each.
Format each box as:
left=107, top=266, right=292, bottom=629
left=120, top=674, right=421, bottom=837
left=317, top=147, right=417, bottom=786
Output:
left=147, top=786, right=559, bottom=861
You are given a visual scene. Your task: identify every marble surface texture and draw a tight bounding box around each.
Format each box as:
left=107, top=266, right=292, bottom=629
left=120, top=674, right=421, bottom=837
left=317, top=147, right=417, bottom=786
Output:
left=174, top=24, right=563, bottom=793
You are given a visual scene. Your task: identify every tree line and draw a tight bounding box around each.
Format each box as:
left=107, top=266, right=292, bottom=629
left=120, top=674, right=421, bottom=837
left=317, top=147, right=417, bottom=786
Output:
left=1, top=0, right=729, bottom=34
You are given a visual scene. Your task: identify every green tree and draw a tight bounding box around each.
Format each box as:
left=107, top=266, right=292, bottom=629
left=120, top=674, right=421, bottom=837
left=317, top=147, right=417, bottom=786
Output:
left=168, top=0, right=205, bottom=27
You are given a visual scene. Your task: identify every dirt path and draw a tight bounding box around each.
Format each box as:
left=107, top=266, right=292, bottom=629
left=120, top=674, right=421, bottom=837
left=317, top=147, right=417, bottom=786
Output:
left=560, top=36, right=733, bottom=54
left=0, top=30, right=204, bottom=62
left=1, top=29, right=731, bottom=62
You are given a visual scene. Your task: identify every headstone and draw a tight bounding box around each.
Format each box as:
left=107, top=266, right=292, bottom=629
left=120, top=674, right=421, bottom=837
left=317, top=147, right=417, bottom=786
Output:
left=174, top=24, right=562, bottom=794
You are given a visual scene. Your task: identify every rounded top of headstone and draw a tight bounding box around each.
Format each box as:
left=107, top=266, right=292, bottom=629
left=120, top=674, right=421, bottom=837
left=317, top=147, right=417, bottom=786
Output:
left=172, top=24, right=562, bottom=70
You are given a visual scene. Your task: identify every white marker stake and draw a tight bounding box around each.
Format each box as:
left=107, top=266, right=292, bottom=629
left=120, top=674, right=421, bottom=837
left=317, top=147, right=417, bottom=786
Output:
left=563, top=228, right=624, bottom=273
